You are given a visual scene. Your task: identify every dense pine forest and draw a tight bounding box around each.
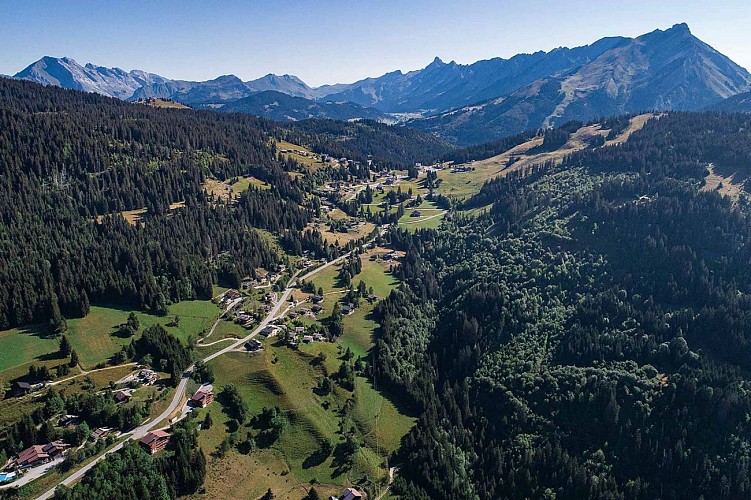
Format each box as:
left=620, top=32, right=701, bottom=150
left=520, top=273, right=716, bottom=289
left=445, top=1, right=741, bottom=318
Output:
left=0, top=78, right=447, bottom=331
left=377, top=112, right=751, bottom=499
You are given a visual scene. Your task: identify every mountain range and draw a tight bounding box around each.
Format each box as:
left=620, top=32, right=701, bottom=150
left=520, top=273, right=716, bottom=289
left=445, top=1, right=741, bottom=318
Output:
left=11, top=23, right=751, bottom=145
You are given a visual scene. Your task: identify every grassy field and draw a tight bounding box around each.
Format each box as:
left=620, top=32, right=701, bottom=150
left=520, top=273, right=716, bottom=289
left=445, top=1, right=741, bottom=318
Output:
left=397, top=199, right=445, bottom=232
left=231, top=176, right=271, bottom=193
left=198, top=253, right=410, bottom=498
left=0, top=300, right=223, bottom=388
left=275, top=140, right=328, bottom=171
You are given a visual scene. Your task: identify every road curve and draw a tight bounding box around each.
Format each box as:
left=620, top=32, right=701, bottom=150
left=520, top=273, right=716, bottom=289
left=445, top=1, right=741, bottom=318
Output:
left=34, top=240, right=369, bottom=499
left=35, top=377, right=188, bottom=500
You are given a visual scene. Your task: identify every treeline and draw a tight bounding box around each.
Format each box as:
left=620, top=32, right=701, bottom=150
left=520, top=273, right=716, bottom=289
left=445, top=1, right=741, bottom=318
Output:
left=281, top=119, right=454, bottom=169
left=442, top=129, right=537, bottom=164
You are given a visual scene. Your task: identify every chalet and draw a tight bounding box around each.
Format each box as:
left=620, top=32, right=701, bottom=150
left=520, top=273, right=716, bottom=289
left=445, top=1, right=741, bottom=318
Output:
left=410, top=210, right=422, bottom=218
left=190, top=385, right=215, bottom=408
left=340, top=487, right=364, bottom=500
left=245, top=339, right=263, bottom=352
left=140, top=430, right=171, bottom=455
left=311, top=305, right=323, bottom=313
left=12, top=381, right=32, bottom=397
left=16, top=445, right=49, bottom=468
left=241, top=279, right=253, bottom=290
left=225, top=289, right=242, bottom=301
left=341, top=303, right=356, bottom=315
left=261, top=325, right=279, bottom=337
left=58, top=415, right=80, bottom=428
left=89, top=427, right=112, bottom=441
left=366, top=294, right=378, bottom=303
left=312, top=295, right=324, bottom=304
left=313, top=333, right=324, bottom=341
left=295, top=326, right=306, bottom=334
left=113, top=390, right=132, bottom=404
left=235, top=312, right=252, bottom=323
left=299, top=307, right=311, bottom=315
left=16, top=441, right=70, bottom=468
left=288, top=311, right=299, bottom=319
left=43, top=441, right=69, bottom=458
left=303, top=335, right=314, bottom=343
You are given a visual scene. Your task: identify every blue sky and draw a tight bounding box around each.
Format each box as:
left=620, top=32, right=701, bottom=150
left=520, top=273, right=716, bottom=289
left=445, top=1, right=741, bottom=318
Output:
left=2, top=0, right=750, bottom=86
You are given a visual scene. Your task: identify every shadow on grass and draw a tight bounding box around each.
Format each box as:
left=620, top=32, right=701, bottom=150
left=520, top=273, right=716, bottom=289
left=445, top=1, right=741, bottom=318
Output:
left=302, top=448, right=330, bottom=469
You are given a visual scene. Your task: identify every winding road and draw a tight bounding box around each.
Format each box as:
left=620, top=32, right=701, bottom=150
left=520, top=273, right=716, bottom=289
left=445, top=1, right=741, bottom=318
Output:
left=33, top=241, right=370, bottom=499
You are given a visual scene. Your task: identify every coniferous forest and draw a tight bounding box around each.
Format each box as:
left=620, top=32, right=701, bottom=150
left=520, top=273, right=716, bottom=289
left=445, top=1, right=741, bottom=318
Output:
left=376, top=112, right=751, bottom=499
left=0, top=78, right=447, bottom=330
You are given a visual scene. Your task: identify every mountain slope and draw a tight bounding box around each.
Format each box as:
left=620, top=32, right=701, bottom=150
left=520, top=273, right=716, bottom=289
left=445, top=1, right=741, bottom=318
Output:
left=709, top=90, right=751, bottom=112
left=14, top=56, right=170, bottom=100
left=316, top=36, right=629, bottom=114
left=380, top=112, right=751, bottom=499
left=131, top=73, right=316, bottom=104
left=409, top=24, right=751, bottom=144
left=214, top=90, right=385, bottom=121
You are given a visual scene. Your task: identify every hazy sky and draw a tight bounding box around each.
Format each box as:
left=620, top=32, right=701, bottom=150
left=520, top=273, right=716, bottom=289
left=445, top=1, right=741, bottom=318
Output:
left=2, top=0, right=750, bottom=87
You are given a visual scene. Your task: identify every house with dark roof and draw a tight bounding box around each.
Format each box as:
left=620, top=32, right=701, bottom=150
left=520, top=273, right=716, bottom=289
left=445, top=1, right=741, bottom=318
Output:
left=113, top=390, right=132, bottom=404
left=89, top=427, right=112, bottom=441
left=16, top=445, right=49, bottom=467
left=15, top=441, right=69, bottom=468
left=12, top=381, right=32, bottom=397
left=340, top=487, right=364, bottom=500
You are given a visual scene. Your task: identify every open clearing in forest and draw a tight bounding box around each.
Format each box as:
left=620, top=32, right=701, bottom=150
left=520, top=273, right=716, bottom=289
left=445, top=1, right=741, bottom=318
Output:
left=0, top=300, right=222, bottom=388
left=436, top=112, right=660, bottom=201
left=701, top=163, right=744, bottom=200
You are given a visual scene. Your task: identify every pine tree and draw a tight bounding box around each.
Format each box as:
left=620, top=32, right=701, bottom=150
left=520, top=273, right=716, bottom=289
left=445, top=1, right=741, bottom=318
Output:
left=59, top=335, right=72, bottom=357
left=69, top=349, right=79, bottom=368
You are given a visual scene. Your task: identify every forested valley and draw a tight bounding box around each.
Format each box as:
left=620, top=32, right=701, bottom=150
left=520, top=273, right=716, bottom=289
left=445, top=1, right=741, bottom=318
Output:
left=6, top=74, right=751, bottom=500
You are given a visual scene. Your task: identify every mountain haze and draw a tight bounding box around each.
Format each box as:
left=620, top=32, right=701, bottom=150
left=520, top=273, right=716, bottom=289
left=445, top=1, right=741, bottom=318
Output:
left=212, top=90, right=385, bottom=121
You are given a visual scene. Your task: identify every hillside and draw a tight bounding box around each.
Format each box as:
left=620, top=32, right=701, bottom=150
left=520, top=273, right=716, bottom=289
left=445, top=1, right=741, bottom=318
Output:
left=378, top=111, right=751, bottom=499
left=0, top=77, right=447, bottom=331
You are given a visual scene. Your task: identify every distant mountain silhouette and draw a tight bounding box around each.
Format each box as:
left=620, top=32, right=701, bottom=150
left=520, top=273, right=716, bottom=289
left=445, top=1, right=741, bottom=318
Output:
left=13, top=24, right=751, bottom=144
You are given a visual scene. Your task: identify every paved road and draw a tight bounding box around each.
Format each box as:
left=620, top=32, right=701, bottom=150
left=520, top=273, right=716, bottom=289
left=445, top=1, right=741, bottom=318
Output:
left=200, top=297, right=243, bottom=342
left=34, top=241, right=369, bottom=499
left=34, top=377, right=188, bottom=500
